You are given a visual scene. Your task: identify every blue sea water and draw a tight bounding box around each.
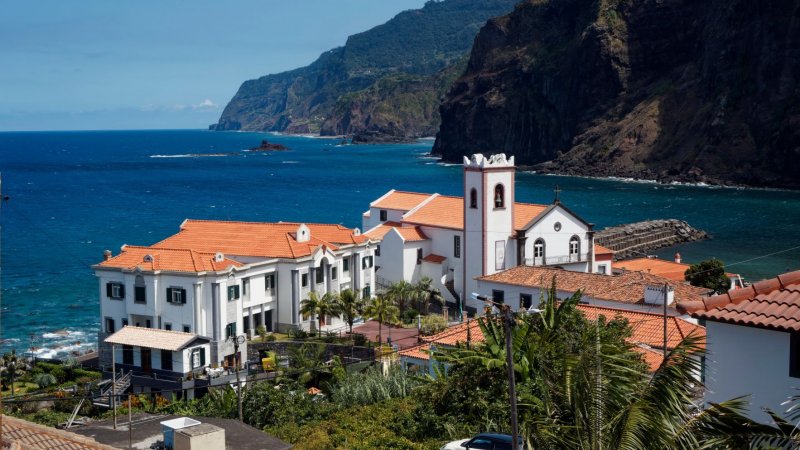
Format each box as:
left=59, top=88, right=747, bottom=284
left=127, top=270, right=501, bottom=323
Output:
left=1, top=129, right=798, bottom=357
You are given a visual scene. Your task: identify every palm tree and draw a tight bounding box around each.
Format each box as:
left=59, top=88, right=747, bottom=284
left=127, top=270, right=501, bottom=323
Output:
left=414, top=276, right=444, bottom=314
left=288, top=342, right=328, bottom=386
left=318, top=292, right=342, bottom=333
left=339, top=289, right=364, bottom=333
left=364, top=294, right=399, bottom=345
left=386, top=281, right=413, bottom=314
left=1, top=350, right=20, bottom=395
left=300, top=292, right=323, bottom=337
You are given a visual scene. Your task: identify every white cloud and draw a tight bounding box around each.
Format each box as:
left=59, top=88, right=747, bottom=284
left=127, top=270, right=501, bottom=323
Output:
left=192, top=99, right=217, bottom=110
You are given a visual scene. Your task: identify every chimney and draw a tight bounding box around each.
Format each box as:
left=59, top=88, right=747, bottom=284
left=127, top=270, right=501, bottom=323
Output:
left=103, top=249, right=112, bottom=261
left=674, top=252, right=681, bottom=264
left=296, top=223, right=310, bottom=243
left=644, top=285, right=674, bottom=306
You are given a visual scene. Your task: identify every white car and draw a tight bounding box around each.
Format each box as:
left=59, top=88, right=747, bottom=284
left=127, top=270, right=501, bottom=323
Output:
left=440, top=439, right=469, bottom=450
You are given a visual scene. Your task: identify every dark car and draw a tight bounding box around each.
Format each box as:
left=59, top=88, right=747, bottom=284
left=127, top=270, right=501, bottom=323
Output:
left=445, top=433, right=524, bottom=450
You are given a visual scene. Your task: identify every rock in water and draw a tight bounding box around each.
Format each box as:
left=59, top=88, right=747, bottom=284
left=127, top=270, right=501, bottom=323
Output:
left=249, top=140, right=288, bottom=151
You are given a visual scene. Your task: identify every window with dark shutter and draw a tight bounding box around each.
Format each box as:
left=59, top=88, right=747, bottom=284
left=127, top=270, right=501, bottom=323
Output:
left=315, top=267, right=324, bottom=283
left=331, top=267, right=337, bottom=280
left=107, top=282, right=125, bottom=299
left=343, top=258, right=350, bottom=272
left=492, top=289, right=505, bottom=304
left=376, top=245, right=381, bottom=257
left=122, top=345, right=133, bottom=365
left=301, top=273, right=308, bottom=287
left=454, top=236, right=461, bottom=258
left=416, top=248, right=423, bottom=264
left=227, top=285, right=240, bottom=301
left=161, top=349, right=173, bottom=371
left=520, top=293, right=533, bottom=309
left=379, top=210, right=387, bottom=221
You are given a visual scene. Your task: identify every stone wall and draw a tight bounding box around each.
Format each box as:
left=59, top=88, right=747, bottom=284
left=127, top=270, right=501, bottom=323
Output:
left=595, top=219, right=708, bottom=260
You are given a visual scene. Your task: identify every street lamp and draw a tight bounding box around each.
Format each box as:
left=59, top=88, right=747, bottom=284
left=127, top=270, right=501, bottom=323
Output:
left=228, top=334, right=246, bottom=422
left=471, top=292, right=541, bottom=450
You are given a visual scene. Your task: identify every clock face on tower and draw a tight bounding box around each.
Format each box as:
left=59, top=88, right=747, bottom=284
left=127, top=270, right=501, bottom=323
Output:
left=554, top=222, right=562, bottom=232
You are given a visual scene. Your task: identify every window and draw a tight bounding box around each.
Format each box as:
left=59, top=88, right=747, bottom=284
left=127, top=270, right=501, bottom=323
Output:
left=598, top=265, right=607, bottom=275
left=791, top=333, right=800, bottom=378
left=183, top=325, right=191, bottom=333
left=453, top=235, right=461, bottom=258
left=227, top=284, right=240, bottom=301
left=164, top=323, right=172, bottom=331
left=494, top=184, right=505, bottom=208
left=492, top=289, right=505, bottom=304
left=362, top=285, right=371, bottom=299
left=167, top=287, right=187, bottom=304
left=145, top=319, right=152, bottom=328
left=343, top=258, right=350, bottom=272
left=301, top=273, right=309, bottom=287
left=242, top=278, right=249, bottom=296
left=520, top=293, right=533, bottom=309
left=376, top=245, right=381, bottom=257
left=121, top=318, right=129, bottom=327
left=315, top=266, right=324, bottom=284
left=265, top=273, right=276, bottom=292
left=379, top=209, right=387, bottom=221
left=569, top=235, right=580, bottom=258
left=105, top=317, right=115, bottom=333
left=362, top=256, right=373, bottom=269
left=534, top=239, right=545, bottom=260
left=106, top=282, right=125, bottom=300
left=134, top=276, right=146, bottom=303
left=122, top=345, right=133, bottom=365
left=466, top=438, right=493, bottom=450
left=225, top=322, right=237, bottom=339
left=416, top=248, right=423, bottom=265
left=331, top=267, right=337, bottom=280
left=191, top=347, right=206, bottom=369
left=161, top=350, right=173, bottom=371
left=469, top=188, right=478, bottom=209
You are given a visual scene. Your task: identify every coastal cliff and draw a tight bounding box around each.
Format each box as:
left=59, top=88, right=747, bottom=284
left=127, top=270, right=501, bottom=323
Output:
left=212, top=0, right=517, bottom=142
left=433, top=0, right=800, bottom=188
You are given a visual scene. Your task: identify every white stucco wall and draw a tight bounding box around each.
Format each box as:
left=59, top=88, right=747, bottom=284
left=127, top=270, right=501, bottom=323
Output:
left=704, top=321, right=800, bottom=423
left=523, top=205, right=590, bottom=272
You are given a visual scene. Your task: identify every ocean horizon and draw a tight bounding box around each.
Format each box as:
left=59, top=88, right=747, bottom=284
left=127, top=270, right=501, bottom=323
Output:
left=1, top=129, right=799, bottom=358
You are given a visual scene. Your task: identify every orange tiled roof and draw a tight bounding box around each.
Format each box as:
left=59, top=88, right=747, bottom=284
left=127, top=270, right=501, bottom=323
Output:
left=421, top=320, right=486, bottom=346
left=478, top=266, right=708, bottom=305
left=685, top=269, right=800, bottom=332
left=613, top=257, right=690, bottom=282
left=363, top=222, right=428, bottom=242
left=594, top=244, right=614, bottom=255
left=636, top=345, right=666, bottom=372
left=399, top=343, right=433, bottom=360
left=371, top=191, right=432, bottom=210
left=400, top=194, right=547, bottom=230
left=576, top=304, right=705, bottom=350
left=147, top=220, right=364, bottom=260
left=1, top=415, right=117, bottom=450
left=422, top=254, right=447, bottom=263
left=97, top=245, right=242, bottom=273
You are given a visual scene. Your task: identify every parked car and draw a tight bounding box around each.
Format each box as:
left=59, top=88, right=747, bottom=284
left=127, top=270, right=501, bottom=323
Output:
left=441, top=433, right=523, bottom=450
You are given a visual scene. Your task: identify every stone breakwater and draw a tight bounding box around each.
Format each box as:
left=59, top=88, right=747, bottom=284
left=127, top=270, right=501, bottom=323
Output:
left=596, top=219, right=708, bottom=260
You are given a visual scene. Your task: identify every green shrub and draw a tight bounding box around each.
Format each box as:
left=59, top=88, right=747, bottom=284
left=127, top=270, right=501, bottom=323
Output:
left=419, top=315, right=447, bottom=336
left=265, top=333, right=277, bottom=342
left=352, top=334, right=367, bottom=347
left=330, top=365, right=417, bottom=407
left=402, top=308, right=420, bottom=324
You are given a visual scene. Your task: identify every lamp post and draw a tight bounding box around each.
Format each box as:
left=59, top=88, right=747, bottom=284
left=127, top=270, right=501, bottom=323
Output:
left=472, top=292, right=542, bottom=450
left=229, top=334, right=246, bottom=422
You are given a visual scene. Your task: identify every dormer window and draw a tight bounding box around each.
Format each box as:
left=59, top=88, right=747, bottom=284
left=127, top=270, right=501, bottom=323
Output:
left=469, top=188, right=478, bottom=209
left=494, top=184, right=505, bottom=208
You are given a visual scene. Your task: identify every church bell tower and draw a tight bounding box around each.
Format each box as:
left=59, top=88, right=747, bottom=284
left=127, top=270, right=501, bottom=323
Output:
left=462, top=153, right=515, bottom=304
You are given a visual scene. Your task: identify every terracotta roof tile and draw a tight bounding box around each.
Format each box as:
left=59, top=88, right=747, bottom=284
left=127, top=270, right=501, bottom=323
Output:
left=2, top=415, right=117, bottom=450
left=594, top=244, right=615, bottom=255
left=97, top=245, right=242, bottom=273
left=422, top=254, right=447, bottom=264
left=400, top=194, right=547, bottom=231
left=104, top=326, right=208, bottom=351
left=363, top=221, right=403, bottom=240
left=399, top=343, right=433, bottom=361
left=636, top=345, right=666, bottom=372
left=576, top=304, right=705, bottom=350
left=98, top=220, right=366, bottom=264
left=420, top=320, right=485, bottom=346
left=363, top=222, right=428, bottom=242
left=371, top=191, right=432, bottom=210
left=478, top=266, right=708, bottom=305
left=687, top=269, right=800, bottom=332
left=613, top=257, right=690, bottom=282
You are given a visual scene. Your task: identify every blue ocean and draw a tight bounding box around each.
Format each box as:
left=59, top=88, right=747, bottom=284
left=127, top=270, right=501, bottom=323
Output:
left=1, top=130, right=799, bottom=357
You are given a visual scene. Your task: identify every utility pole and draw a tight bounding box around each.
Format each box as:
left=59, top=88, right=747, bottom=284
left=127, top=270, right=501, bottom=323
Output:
left=112, top=343, right=117, bottom=430
left=503, top=304, right=519, bottom=449
left=663, top=283, right=669, bottom=359
left=231, top=335, right=245, bottom=422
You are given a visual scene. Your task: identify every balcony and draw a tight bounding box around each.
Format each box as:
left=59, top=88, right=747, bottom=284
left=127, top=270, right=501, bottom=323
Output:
left=525, top=253, right=588, bottom=266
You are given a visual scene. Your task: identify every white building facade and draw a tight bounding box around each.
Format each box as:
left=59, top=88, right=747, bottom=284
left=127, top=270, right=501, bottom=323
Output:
left=363, top=153, right=603, bottom=313
left=95, top=220, right=376, bottom=370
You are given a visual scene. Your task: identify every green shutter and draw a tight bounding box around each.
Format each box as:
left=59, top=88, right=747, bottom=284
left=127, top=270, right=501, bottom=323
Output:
left=180, top=288, right=187, bottom=304
left=119, top=285, right=125, bottom=298
left=106, top=283, right=113, bottom=297
left=199, top=348, right=206, bottom=366
left=166, top=287, right=173, bottom=303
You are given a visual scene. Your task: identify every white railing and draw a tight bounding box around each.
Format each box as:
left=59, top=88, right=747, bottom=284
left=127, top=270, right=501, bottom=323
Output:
left=525, top=253, right=588, bottom=266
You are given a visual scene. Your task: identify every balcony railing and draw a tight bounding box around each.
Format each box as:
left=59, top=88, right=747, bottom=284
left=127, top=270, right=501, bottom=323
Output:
left=525, top=253, right=588, bottom=266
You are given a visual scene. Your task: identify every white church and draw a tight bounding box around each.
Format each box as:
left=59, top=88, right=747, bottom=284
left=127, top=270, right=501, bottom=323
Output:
left=363, top=153, right=611, bottom=314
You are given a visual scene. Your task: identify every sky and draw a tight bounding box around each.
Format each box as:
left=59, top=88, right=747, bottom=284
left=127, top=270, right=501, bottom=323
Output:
left=0, top=1, right=427, bottom=131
